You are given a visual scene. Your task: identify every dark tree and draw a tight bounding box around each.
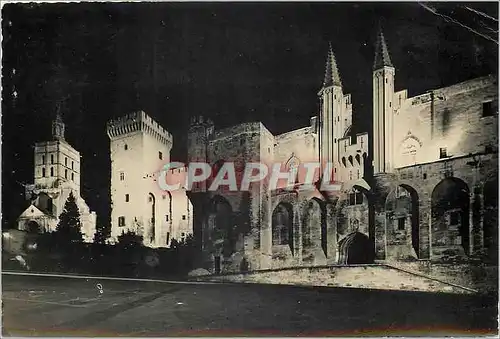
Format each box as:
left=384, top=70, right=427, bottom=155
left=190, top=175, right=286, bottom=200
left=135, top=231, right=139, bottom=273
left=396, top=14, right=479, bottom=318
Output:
left=55, top=192, right=83, bottom=245
left=117, top=231, right=143, bottom=248
left=93, top=224, right=110, bottom=244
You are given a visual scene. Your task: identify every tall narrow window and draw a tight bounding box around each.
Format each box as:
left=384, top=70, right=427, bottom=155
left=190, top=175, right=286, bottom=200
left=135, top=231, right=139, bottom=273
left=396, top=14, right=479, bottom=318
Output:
left=65, top=157, right=68, bottom=166
left=71, top=161, right=74, bottom=170
left=182, top=215, right=186, bottom=220
left=50, top=167, right=54, bottom=177
left=349, top=193, right=356, bottom=205
left=51, top=154, right=54, bottom=164
left=120, top=172, right=125, bottom=181
left=439, top=147, right=447, bottom=159
left=124, top=144, right=128, bottom=150
left=42, top=167, right=46, bottom=177
left=65, top=169, right=68, bottom=179
left=355, top=192, right=363, bottom=205
left=118, top=216, right=126, bottom=227
left=159, top=151, right=163, bottom=160
left=166, top=215, right=169, bottom=222
left=398, top=218, right=406, bottom=231
left=125, top=194, right=129, bottom=202
left=71, top=172, right=74, bottom=181
left=42, top=155, right=45, bottom=164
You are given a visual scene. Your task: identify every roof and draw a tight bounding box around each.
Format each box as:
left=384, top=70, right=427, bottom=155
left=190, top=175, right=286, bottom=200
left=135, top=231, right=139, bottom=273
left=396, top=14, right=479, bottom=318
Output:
left=322, top=43, right=342, bottom=88
left=373, top=30, right=393, bottom=70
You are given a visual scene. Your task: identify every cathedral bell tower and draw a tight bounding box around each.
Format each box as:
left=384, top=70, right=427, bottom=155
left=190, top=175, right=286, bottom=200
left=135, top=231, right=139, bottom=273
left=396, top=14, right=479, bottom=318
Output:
left=318, top=43, right=344, bottom=175
left=372, top=29, right=395, bottom=174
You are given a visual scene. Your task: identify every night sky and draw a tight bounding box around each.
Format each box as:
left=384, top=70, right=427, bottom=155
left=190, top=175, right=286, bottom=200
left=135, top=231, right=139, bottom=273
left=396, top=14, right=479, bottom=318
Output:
left=2, top=2, right=498, bottom=231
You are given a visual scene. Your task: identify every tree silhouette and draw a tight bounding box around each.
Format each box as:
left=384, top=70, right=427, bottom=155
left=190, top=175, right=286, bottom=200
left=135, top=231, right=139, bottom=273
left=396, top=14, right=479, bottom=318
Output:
left=93, top=224, right=110, bottom=244
left=55, top=192, right=83, bottom=245
left=117, top=231, right=143, bottom=248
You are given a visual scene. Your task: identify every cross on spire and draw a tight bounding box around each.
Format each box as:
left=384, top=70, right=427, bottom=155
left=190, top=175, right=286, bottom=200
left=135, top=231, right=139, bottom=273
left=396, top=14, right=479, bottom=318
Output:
left=322, top=42, right=342, bottom=88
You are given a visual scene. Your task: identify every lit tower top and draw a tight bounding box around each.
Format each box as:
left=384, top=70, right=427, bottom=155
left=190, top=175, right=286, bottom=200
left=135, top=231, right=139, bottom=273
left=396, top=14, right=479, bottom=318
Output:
left=52, top=110, right=65, bottom=140
left=322, top=42, right=342, bottom=89
left=373, top=29, right=393, bottom=70
left=106, top=110, right=173, bottom=148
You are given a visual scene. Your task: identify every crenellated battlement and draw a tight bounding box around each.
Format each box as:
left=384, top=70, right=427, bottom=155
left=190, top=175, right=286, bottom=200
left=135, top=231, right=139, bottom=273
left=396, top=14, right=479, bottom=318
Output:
left=339, top=132, right=369, bottom=168
left=190, top=115, right=214, bottom=127
left=107, top=111, right=173, bottom=146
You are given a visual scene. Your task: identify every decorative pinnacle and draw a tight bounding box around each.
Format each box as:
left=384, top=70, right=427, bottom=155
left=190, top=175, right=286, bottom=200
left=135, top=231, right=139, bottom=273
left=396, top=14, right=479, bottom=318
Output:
left=373, top=28, right=393, bottom=70
left=323, top=42, right=342, bottom=88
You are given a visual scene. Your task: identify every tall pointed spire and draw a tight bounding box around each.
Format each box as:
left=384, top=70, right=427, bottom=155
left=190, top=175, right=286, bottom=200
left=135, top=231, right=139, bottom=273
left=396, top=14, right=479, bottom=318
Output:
left=373, top=28, right=393, bottom=70
left=323, top=42, right=342, bottom=88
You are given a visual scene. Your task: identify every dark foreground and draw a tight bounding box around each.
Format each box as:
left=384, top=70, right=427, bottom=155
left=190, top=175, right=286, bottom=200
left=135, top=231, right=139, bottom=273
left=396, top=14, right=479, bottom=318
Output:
left=2, top=272, right=497, bottom=337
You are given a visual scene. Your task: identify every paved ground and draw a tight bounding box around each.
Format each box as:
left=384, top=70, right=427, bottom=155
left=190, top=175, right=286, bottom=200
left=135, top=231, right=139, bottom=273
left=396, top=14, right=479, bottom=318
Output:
left=2, top=272, right=497, bottom=337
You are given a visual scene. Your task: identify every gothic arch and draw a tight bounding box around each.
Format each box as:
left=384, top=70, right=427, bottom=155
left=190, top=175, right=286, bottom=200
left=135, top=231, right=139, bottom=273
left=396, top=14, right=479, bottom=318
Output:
left=163, top=191, right=173, bottom=245
left=483, top=175, right=498, bottom=261
left=385, top=184, right=420, bottom=259
left=301, top=197, right=327, bottom=260
left=431, top=177, right=470, bottom=257
left=338, top=231, right=375, bottom=264
left=272, top=202, right=293, bottom=247
left=147, top=193, right=156, bottom=243
left=285, top=155, right=300, bottom=184
left=26, top=220, right=41, bottom=233
left=206, top=195, right=235, bottom=259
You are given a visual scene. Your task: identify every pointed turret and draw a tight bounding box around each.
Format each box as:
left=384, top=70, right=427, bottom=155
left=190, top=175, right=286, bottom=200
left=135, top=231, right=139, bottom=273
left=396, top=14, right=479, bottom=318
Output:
left=373, top=29, right=393, bottom=70
left=372, top=27, right=396, bottom=174
left=323, top=43, right=342, bottom=88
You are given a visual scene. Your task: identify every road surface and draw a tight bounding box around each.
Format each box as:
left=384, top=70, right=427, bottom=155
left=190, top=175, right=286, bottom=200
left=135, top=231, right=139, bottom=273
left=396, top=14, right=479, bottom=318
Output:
left=2, top=272, right=497, bottom=337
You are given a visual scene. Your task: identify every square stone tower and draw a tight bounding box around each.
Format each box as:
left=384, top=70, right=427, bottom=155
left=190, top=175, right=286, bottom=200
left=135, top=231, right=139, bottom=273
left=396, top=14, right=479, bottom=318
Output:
left=19, top=113, right=97, bottom=242
left=107, top=111, right=192, bottom=248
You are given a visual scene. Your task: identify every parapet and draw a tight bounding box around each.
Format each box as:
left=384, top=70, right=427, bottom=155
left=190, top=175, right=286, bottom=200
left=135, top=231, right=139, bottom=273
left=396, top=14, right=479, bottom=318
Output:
left=190, top=115, right=214, bottom=127
left=107, top=111, right=173, bottom=146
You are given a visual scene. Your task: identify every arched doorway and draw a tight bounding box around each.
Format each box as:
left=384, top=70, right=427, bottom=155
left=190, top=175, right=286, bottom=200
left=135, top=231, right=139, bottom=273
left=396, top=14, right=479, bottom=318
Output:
left=385, top=185, right=420, bottom=259
left=26, top=220, right=41, bottom=233
left=431, top=178, right=470, bottom=257
left=206, top=196, right=234, bottom=261
left=272, top=203, right=293, bottom=248
left=483, top=176, right=498, bottom=261
left=338, top=232, right=375, bottom=264
left=147, top=193, right=156, bottom=243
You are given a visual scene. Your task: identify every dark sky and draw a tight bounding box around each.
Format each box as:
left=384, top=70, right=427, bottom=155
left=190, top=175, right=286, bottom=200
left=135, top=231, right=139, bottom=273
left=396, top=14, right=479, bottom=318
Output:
left=2, top=2, right=498, bottom=230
